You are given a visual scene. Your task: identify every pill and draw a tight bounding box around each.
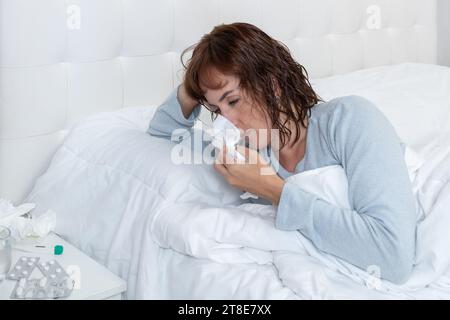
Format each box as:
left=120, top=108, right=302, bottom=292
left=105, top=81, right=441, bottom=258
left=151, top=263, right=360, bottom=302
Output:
left=56, top=268, right=61, bottom=273
left=15, top=265, right=22, bottom=270
left=10, top=273, right=15, bottom=277
left=22, top=270, right=28, bottom=275
left=40, top=262, right=46, bottom=267
left=21, top=257, right=27, bottom=261
left=50, top=274, right=56, bottom=279
left=30, top=258, right=36, bottom=262
left=49, top=260, right=55, bottom=265
left=44, top=266, right=50, bottom=271
left=27, top=262, right=33, bottom=266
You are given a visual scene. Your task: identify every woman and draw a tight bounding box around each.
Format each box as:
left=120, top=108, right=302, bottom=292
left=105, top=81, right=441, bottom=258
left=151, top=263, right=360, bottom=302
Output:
left=148, top=23, right=417, bottom=284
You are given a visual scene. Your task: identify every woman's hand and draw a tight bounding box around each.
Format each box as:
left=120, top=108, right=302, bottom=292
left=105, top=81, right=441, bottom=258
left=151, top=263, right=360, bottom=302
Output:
left=214, top=145, right=285, bottom=205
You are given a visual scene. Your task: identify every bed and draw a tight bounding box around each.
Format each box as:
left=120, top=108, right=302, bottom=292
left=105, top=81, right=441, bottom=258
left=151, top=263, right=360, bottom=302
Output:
left=2, top=0, right=449, bottom=299
left=24, top=62, right=450, bottom=299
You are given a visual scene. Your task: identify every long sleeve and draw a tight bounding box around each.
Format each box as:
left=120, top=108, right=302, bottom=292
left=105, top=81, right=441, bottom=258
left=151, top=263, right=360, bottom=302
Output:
left=147, top=85, right=201, bottom=139
left=275, top=95, right=417, bottom=284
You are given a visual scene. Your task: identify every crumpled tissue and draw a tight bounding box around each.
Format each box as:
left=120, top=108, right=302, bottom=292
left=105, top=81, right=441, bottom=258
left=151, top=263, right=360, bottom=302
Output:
left=0, top=198, right=56, bottom=241
left=209, top=115, right=259, bottom=200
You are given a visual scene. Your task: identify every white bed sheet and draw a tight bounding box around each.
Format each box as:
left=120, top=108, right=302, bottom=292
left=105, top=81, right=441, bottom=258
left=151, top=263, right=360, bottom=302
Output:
left=25, top=63, right=450, bottom=299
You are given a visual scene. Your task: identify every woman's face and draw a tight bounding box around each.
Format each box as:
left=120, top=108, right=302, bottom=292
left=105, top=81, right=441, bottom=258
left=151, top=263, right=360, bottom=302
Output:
left=200, top=69, right=273, bottom=149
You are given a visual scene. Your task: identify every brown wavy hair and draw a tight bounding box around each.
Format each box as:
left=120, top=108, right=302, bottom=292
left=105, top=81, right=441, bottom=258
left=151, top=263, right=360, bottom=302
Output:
left=181, top=22, right=321, bottom=148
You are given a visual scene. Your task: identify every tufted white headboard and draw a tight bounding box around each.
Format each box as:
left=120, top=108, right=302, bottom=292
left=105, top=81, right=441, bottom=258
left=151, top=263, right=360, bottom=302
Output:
left=0, top=0, right=437, bottom=204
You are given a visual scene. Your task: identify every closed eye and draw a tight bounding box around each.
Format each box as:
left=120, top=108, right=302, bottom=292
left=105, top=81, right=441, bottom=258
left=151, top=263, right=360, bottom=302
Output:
left=229, top=99, right=239, bottom=106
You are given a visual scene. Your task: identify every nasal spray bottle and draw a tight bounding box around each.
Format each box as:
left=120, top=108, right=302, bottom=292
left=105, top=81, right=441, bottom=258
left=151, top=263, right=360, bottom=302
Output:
left=210, top=115, right=259, bottom=200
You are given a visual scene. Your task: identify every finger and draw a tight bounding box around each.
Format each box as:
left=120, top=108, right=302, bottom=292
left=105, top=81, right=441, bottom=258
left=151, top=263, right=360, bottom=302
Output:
left=222, top=144, right=237, bottom=166
left=214, top=161, right=229, bottom=177
left=215, top=148, right=230, bottom=170
left=215, top=147, right=226, bottom=165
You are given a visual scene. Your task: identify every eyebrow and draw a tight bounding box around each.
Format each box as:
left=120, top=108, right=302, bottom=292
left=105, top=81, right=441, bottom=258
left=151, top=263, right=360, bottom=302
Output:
left=219, top=90, right=234, bottom=102
left=206, top=89, right=236, bottom=107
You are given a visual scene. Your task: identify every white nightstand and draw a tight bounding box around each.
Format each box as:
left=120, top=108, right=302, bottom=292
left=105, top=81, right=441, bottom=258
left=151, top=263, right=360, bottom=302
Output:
left=0, top=232, right=127, bottom=300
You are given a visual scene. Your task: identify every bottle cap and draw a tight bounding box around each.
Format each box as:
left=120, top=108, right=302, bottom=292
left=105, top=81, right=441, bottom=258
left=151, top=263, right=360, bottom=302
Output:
left=54, top=245, right=64, bottom=255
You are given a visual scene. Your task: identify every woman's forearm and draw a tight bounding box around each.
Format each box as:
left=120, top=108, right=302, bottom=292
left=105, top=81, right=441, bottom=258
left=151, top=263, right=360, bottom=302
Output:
left=177, top=83, right=199, bottom=119
left=147, top=84, right=201, bottom=138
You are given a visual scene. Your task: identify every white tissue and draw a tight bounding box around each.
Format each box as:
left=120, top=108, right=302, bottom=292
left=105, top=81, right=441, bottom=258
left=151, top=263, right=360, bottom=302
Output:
left=0, top=198, right=56, bottom=241
left=0, top=199, right=35, bottom=224
left=240, top=192, right=259, bottom=200
left=210, top=115, right=259, bottom=200
left=210, top=115, right=241, bottom=150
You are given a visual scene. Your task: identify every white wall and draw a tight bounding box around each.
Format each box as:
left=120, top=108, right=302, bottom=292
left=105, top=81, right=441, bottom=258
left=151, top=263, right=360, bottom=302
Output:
left=438, top=0, right=450, bottom=66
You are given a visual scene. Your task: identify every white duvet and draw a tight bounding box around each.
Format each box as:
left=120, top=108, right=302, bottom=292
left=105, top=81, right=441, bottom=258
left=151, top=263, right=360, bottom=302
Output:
left=26, top=63, right=450, bottom=299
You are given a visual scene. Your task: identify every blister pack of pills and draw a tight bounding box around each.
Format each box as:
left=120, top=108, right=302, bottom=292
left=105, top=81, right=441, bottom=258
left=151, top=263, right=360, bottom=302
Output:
left=10, top=276, right=74, bottom=299
left=7, top=256, right=74, bottom=299
left=37, top=259, right=70, bottom=282
left=6, top=256, right=40, bottom=280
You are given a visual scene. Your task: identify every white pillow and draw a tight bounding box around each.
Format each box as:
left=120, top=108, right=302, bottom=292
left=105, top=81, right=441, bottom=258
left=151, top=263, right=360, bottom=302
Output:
left=311, top=63, right=450, bottom=149
left=26, top=106, right=243, bottom=220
